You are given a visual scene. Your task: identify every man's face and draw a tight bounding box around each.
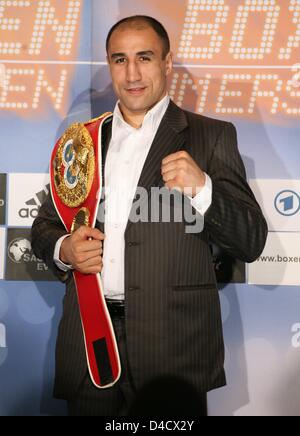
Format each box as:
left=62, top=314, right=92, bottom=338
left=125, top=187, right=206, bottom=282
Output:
left=107, top=25, right=172, bottom=117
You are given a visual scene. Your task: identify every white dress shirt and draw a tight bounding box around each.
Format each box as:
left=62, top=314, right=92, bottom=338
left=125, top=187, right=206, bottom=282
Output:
left=54, top=95, right=212, bottom=301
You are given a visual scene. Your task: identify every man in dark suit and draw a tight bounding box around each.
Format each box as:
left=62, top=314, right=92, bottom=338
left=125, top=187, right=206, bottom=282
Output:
left=31, top=16, right=268, bottom=416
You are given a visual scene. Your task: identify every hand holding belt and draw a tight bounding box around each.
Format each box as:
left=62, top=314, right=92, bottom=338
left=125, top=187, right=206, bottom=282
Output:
left=50, top=113, right=121, bottom=389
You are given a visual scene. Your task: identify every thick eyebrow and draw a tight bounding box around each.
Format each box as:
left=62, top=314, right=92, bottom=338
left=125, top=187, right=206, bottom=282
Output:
left=110, top=50, right=155, bottom=60
left=136, top=50, right=155, bottom=57
left=110, top=52, right=126, bottom=60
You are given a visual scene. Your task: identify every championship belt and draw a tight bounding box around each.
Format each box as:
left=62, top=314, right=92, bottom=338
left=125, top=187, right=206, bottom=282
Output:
left=50, top=112, right=121, bottom=389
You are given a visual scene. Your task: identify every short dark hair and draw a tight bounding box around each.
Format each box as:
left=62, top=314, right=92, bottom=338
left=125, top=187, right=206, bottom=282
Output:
left=106, top=15, right=170, bottom=59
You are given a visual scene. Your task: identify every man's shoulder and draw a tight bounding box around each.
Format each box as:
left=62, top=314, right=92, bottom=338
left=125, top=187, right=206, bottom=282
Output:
left=182, top=107, right=233, bottom=131
left=61, top=112, right=113, bottom=137
left=83, top=111, right=113, bottom=128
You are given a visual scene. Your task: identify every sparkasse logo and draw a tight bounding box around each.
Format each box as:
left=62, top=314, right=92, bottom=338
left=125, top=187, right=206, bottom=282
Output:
left=8, top=238, right=32, bottom=264
left=5, top=228, right=57, bottom=281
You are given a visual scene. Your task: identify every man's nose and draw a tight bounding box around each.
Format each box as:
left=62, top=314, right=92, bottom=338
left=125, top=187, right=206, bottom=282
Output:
left=126, top=60, right=142, bottom=83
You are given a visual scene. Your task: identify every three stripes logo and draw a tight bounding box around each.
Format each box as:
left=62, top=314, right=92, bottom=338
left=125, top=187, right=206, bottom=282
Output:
left=18, top=184, right=50, bottom=219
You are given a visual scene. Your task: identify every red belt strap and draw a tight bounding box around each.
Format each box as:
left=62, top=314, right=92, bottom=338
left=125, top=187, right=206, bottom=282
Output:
left=50, top=113, right=121, bottom=389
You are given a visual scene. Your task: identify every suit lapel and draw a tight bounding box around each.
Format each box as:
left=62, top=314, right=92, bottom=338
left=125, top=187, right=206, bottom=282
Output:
left=96, top=117, right=112, bottom=233
left=125, top=100, right=189, bottom=233
left=101, top=117, right=112, bottom=173
left=96, top=102, right=189, bottom=234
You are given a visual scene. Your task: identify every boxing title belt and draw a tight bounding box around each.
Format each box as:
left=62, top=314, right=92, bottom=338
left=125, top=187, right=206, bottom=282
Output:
left=50, top=112, right=121, bottom=389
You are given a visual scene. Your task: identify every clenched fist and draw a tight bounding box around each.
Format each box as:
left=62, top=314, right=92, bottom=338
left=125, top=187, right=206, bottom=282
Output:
left=60, top=226, right=105, bottom=275
left=161, top=150, right=206, bottom=198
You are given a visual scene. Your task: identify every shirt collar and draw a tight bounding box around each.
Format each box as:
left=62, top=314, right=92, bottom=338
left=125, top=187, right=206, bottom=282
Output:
left=112, top=94, right=170, bottom=139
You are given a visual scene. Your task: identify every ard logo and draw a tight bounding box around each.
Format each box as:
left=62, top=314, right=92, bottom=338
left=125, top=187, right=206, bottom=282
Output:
left=274, top=190, right=300, bottom=217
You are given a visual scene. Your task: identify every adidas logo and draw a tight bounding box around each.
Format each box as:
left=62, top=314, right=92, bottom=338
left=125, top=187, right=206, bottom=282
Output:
left=18, top=184, right=50, bottom=219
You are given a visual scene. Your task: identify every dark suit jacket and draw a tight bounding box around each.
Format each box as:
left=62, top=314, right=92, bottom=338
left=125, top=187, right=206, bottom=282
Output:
left=31, top=101, right=268, bottom=399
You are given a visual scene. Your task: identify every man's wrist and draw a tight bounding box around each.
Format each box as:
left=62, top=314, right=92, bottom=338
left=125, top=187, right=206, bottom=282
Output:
left=60, top=236, right=71, bottom=264
left=189, top=173, right=212, bottom=216
left=54, top=235, right=73, bottom=272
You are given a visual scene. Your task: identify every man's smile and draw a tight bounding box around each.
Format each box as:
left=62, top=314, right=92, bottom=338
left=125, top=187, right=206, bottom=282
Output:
left=125, top=86, right=147, bottom=95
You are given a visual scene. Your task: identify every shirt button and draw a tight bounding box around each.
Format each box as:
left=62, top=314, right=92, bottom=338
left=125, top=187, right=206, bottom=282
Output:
left=110, top=258, right=116, bottom=264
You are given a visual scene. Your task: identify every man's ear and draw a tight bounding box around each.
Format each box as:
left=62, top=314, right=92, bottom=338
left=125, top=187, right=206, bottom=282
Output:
left=165, top=51, right=173, bottom=76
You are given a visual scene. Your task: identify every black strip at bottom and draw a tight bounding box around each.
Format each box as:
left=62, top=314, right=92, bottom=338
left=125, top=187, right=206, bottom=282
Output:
left=93, top=337, right=114, bottom=386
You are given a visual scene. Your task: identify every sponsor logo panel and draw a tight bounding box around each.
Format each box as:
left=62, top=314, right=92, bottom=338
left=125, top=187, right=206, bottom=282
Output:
left=0, top=228, right=5, bottom=280
left=0, top=174, right=7, bottom=225
left=249, top=180, right=300, bottom=232
left=248, top=232, right=300, bottom=286
left=5, top=228, right=57, bottom=281
left=8, top=174, right=50, bottom=227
